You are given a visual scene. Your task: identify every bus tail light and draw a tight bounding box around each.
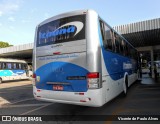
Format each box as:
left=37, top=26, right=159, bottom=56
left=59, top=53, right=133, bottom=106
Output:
left=32, top=73, right=36, bottom=86
left=87, top=72, right=100, bottom=89
left=33, top=73, right=36, bottom=78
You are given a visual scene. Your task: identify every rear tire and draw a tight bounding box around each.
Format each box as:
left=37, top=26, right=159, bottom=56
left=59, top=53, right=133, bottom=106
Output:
left=123, top=76, right=128, bottom=96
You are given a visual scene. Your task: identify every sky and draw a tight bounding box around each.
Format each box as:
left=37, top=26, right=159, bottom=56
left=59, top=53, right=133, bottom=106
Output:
left=0, top=0, right=160, bottom=46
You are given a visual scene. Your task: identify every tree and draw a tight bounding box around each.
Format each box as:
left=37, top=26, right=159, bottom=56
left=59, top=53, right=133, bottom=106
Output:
left=0, top=41, right=13, bottom=48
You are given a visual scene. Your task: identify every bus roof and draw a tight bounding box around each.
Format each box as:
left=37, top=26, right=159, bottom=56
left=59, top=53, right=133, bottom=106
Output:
left=38, top=9, right=88, bottom=27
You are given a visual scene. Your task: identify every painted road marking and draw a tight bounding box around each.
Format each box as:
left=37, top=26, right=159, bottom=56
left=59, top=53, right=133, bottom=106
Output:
left=1, top=103, right=51, bottom=108
left=20, top=103, right=53, bottom=115
left=0, top=97, right=10, bottom=107
left=10, top=98, right=35, bottom=105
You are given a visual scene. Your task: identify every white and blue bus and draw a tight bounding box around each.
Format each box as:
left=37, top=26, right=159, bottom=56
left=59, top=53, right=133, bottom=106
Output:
left=33, top=10, right=138, bottom=107
left=0, top=58, right=29, bottom=83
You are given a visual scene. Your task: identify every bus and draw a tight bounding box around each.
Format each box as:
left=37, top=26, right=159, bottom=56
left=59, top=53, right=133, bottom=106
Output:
left=33, top=10, right=138, bottom=107
left=0, top=58, right=29, bottom=83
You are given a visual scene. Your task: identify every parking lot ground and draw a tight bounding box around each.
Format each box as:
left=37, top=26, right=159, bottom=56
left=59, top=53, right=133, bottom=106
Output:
left=0, top=79, right=33, bottom=106
left=0, top=79, right=32, bottom=89
left=0, top=77, right=160, bottom=123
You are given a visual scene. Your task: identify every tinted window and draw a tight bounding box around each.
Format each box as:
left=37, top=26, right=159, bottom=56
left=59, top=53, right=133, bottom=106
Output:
left=120, top=40, right=124, bottom=55
left=0, top=62, right=27, bottom=70
left=37, top=15, right=86, bottom=47
left=13, top=63, right=17, bottom=69
left=18, top=64, right=22, bottom=69
left=104, top=25, right=114, bottom=51
left=0, top=63, right=2, bottom=69
left=125, top=44, right=129, bottom=57
left=99, top=20, right=114, bottom=52
left=123, top=41, right=127, bottom=56
left=100, top=20, right=105, bottom=40
left=2, top=63, right=6, bottom=69
left=114, top=33, right=120, bottom=53
left=99, top=19, right=137, bottom=59
left=22, top=64, right=28, bottom=70
left=7, top=63, right=12, bottom=69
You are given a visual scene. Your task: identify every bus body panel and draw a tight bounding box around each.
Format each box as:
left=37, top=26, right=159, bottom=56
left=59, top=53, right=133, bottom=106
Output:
left=98, top=18, right=138, bottom=103
left=33, top=86, right=104, bottom=107
left=0, top=59, right=29, bottom=82
left=33, top=10, right=138, bottom=107
left=0, top=70, right=28, bottom=81
left=86, top=10, right=102, bottom=73
left=35, top=40, right=88, bottom=92
left=34, top=11, right=89, bottom=93
left=33, top=10, right=105, bottom=106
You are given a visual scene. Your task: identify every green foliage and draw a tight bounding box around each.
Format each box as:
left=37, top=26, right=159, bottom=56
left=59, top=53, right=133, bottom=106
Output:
left=0, top=41, right=13, bottom=48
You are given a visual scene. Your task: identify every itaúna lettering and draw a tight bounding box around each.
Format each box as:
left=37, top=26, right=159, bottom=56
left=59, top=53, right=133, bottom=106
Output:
left=39, top=26, right=75, bottom=39
left=39, top=21, right=84, bottom=40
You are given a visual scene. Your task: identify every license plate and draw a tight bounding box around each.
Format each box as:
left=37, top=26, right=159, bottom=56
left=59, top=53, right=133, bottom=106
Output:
left=53, top=85, right=63, bottom=91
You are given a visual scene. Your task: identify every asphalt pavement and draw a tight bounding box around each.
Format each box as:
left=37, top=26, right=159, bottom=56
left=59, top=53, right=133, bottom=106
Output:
left=0, top=77, right=160, bottom=124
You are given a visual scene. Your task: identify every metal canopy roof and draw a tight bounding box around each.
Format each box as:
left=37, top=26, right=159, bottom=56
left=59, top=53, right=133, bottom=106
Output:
left=113, top=18, right=160, bottom=47
left=0, top=43, right=33, bottom=60
left=0, top=18, right=160, bottom=60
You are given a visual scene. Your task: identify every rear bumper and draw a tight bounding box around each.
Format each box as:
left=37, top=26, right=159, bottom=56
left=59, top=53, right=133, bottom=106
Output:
left=33, top=86, right=104, bottom=107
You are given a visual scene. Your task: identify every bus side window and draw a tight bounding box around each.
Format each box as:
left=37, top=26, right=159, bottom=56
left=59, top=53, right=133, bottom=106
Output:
left=103, top=24, right=113, bottom=51
left=7, top=63, right=12, bottom=69
left=120, top=40, right=124, bottom=55
left=123, top=41, right=127, bottom=56
left=13, top=63, right=17, bottom=69
left=114, top=33, right=120, bottom=53
left=128, top=45, right=132, bottom=58
left=11, top=63, right=14, bottom=69
left=131, top=47, right=134, bottom=58
left=2, top=63, right=7, bottom=69
left=125, top=44, right=129, bottom=57
left=99, top=20, right=105, bottom=40
left=16, top=63, right=19, bottom=69
left=25, top=64, right=28, bottom=69
left=0, top=63, right=2, bottom=69
left=22, top=64, right=28, bottom=70
left=130, top=47, right=136, bottom=59
left=19, top=63, right=22, bottom=69
left=21, top=64, right=23, bottom=69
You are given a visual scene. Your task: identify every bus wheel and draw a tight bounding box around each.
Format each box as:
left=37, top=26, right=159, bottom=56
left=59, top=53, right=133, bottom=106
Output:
left=0, top=78, right=2, bottom=84
left=123, top=76, right=128, bottom=96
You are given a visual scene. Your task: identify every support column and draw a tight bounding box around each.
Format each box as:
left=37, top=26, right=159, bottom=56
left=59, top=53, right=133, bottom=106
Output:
left=150, top=47, right=154, bottom=78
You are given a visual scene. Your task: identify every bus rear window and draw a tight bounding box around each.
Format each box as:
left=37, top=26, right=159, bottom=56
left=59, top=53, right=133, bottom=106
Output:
left=37, top=14, right=86, bottom=47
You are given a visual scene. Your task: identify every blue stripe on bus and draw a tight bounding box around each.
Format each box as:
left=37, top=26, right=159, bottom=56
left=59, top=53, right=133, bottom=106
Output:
left=98, top=22, right=136, bottom=80
left=35, top=62, right=89, bottom=92
left=0, top=70, right=26, bottom=76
